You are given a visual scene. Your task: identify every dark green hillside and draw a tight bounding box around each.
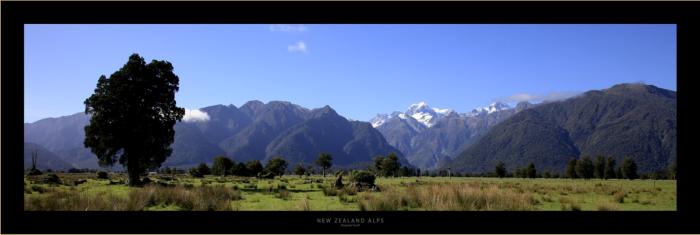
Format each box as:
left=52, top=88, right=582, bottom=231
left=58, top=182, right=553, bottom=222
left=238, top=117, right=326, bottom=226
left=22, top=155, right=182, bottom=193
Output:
left=448, top=83, right=676, bottom=173
left=265, top=106, right=409, bottom=167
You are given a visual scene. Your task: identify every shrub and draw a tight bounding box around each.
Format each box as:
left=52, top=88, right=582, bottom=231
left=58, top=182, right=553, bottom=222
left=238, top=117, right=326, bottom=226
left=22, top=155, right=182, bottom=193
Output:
left=189, top=168, right=203, bottom=178
left=74, top=179, right=88, bottom=186
left=277, top=183, right=288, bottom=190
left=27, top=168, right=43, bottom=176
left=141, top=177, right=152, bottom=184
left=197, top=163, right=212, bottom=175
left=349, top=170, right=376, bottom=190
left=42, top=174, right=61, bottom=184
left=97, top=171, right=109, bottom=179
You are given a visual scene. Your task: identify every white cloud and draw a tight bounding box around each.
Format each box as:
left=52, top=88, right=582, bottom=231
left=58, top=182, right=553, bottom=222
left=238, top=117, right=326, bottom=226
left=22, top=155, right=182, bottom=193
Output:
left=182, top=109, right=210, bottom=122
left=507, top=93, right=537, bottom=102
left=499, top=91, right=581, bottom=103
left=269, top=24, right=308, bottom=32
left=287, top=41, right=308, bottom=53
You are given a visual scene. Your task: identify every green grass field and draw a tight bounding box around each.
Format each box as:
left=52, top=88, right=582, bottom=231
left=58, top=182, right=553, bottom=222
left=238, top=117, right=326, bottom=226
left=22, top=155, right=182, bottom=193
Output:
left=24, top=173, right=676, bottom=211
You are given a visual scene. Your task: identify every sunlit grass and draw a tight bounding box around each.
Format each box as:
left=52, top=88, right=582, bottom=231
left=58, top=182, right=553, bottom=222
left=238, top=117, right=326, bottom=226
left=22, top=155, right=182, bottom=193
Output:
left=24, top=173, right=676, bottom=211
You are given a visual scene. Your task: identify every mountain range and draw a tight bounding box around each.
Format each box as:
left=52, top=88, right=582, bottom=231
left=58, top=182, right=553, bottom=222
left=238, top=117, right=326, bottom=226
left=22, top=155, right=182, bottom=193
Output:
left=24, top=83, right=676, bottom=174
left=370, top=101, right=535, bottom=169
left=24, top=101, right=408, bottom=170
left=445, top=83, right=677, bottom=173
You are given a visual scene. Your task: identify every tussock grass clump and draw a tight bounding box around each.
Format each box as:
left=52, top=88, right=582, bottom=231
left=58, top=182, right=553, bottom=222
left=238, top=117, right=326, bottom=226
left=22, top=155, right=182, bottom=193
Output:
left=613, top=191, right=626, bottom=203
left=277, top=189, right=291, bottom=200
left=561, top=203, right=582, bottom=211
left=299, top=197, right=311, bottom=211
left=30, top=185, right=50, bottom=194
left=597, top=203, right=620, bottom=211
left=320, top=185, right=338, bottom=196
left=358, top=183, right=535, bottom=211
left=541, top=195, right=554, bottom=203
left=638, top=199, right=654, bottom=205
left=337, top=187, right=358, bottom=203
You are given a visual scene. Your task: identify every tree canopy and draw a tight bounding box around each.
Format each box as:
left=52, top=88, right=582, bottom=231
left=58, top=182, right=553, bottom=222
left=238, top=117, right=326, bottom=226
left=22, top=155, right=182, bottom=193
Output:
left=575, top=157, right=595, bottom=179
left=212, top=156, right=234, bottom=176
left=265, top=157, right=288, bottom=177
left=495, top=161, right=507, bottom=178
left=566, top=158, right=578, bottom=179
left=315, top=152, right=333, bottom=177
left=84, top=54, right=184, bottom=186
left=621, top=157, right=639, bottom=179
left=373, top=153, right=401, bottom=177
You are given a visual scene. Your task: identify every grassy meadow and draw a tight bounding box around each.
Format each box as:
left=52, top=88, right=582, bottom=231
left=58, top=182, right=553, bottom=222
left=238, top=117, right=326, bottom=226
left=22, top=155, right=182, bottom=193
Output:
left=24, top=173, right=676, bottom=211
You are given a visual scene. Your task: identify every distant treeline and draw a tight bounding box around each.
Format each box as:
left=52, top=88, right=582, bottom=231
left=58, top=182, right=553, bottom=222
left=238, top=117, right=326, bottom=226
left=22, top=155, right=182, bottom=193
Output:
left=38, top=154, right=677, bottom=180
left=489, top=156, right=677, bottom=180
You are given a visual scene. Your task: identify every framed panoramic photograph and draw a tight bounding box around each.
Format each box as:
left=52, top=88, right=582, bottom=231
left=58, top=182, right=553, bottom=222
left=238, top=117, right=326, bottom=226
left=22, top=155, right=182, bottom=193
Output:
left=2, top=1, right=699, bottom=234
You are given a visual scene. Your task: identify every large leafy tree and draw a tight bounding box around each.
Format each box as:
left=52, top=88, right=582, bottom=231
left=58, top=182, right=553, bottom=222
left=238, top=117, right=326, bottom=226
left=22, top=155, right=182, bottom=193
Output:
left=265, top=157, right=288, bottom=177
left=246, top=160, right=264, bottom=177
left=604, top=157, right=617, bottom=179
left=495, top=161, right=507, bottom=178
left=575, top=156, right=595, bottom=179
left=382, top=153, right=401, bottom=177
left=294, top=164, right=306, bottom=178
left=526, top=162, right=537, bottom=178
left=594, top=155, right=606, bottom=179
left=84, top=54, right=184, bottom=186
left=315, top=152, right=333, bottom=177
left=621, top=157, right=639, bottom=180
left=212, top=156, right=234, bottom=176
left=231, top=162, right=249, bottom=176
left=197, top=163, right=211, bottom=175
left=566, top=158, right=578, bottom=179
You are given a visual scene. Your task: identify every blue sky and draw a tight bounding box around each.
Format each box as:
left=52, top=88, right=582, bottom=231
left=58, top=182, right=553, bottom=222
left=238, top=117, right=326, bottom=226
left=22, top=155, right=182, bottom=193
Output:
left=24, top=24, right=676, bottom=123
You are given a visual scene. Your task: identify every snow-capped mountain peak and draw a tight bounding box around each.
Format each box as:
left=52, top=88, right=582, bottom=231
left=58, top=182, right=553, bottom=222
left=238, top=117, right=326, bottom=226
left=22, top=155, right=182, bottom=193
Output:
left=432, top=107, right=454, bottom=115
left=407, top=102, right=444, bottom=128
left=464, top=102, right=513, bottom=117
left=370, top=113, right=392, bottom=128
left=469, top=102, right=511, bottom=115
left=373, top=102, right=449, bottom=128
left=407, top=101, right=432, bottom=114
left=486, top=102, right=511, bottom=113
left=372, top=101, right=514, bottom=128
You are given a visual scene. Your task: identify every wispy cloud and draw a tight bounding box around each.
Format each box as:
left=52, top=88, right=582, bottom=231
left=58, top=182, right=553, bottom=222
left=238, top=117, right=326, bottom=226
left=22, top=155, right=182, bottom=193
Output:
left=287, top=41, right=308, bottom=53
left=498, top=91, right=581, bottom=103
left=182, top=109, right=210, bottom=122
left=269, top=24, right=308, bottom=33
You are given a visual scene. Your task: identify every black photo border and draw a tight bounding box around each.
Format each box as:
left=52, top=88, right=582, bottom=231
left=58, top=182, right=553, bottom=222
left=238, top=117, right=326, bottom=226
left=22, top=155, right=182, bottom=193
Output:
left=2, top=1, right=700, bottom=234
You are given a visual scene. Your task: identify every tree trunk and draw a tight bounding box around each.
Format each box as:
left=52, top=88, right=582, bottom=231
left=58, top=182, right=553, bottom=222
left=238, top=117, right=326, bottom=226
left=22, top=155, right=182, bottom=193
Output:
left=127, top=161, right=141, bottom=186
